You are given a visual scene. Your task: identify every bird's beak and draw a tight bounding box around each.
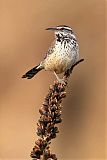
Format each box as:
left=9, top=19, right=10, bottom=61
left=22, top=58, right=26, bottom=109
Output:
left=46, top=27, right=58, bottom=31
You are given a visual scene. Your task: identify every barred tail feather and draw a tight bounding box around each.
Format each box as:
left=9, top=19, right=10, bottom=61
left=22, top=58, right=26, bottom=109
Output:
left=22, top=64, right=43, bottom=79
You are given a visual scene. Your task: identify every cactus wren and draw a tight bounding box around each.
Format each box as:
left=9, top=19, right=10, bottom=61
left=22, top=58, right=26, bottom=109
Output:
left=22, top=25, right=79, bottom=82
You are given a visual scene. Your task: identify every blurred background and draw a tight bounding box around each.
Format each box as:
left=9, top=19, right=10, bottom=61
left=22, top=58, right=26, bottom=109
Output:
left=0, top=0, right=106, bottom=160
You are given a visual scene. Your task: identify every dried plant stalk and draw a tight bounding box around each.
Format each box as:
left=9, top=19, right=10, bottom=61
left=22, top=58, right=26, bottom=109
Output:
left=30, top=59, right=84, bottom=160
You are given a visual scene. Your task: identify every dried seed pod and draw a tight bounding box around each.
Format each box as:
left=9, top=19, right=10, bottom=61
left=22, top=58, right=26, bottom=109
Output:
left=43, top=100, right=49, bottom=106
left=50, top=132, right=56, bottom=139
left=50, top=154, right=57, bottom=160
left=37, top=126, right=45, bottom=137
left=30, top=148, right=42, bottom=159
left=50, top=105, right=57, bottom=112
left=60, top=92, right=66, bottom=98
left=39, top=108, right=48, bottom=116
left=54, top=117, right=62, bottom=124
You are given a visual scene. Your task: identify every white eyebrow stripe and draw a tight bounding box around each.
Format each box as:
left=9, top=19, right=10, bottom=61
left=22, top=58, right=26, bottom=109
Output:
left=58, top=26, right=72, bottom=30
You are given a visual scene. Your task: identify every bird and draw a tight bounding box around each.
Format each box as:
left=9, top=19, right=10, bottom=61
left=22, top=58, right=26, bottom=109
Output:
left=22, top=25, right=79, bottom=83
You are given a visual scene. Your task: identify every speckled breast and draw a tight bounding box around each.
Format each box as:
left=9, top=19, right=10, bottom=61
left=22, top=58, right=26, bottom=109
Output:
left=43, top=39, right=79, bottom=74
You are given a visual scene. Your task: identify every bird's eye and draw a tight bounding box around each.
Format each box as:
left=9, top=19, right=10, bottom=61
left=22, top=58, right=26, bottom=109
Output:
left=61, top=28, right=64, bottom=30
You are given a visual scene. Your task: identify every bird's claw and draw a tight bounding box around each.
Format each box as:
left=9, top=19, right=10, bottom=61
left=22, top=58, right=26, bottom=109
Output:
left=57, top=78, right=67, bottom=86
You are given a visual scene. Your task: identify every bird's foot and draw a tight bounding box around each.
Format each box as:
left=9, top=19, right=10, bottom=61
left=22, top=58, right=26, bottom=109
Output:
left=57, top=78, right=67, bottom=86
left=54, top=71, right=67, bottom=85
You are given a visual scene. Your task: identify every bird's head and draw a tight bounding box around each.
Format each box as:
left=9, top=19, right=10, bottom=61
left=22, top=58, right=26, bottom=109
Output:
left=46, top=25, right=74, bottom=41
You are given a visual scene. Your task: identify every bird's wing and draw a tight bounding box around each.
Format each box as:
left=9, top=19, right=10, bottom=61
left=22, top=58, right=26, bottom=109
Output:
left=43, top=41, right=55, bottom=60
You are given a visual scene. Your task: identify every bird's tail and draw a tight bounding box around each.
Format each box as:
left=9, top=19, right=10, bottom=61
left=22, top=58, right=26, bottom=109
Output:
left=22, top=64, right=43, bottom=79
